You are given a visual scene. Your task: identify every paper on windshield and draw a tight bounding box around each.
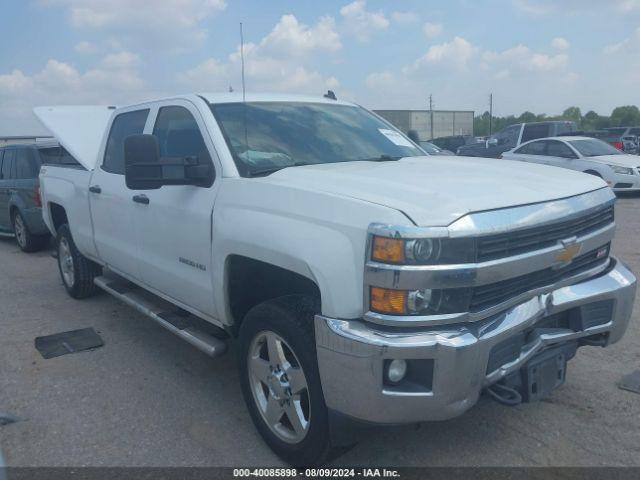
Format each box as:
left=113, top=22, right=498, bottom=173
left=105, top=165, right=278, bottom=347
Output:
left=378, top=129, right=414, bottom=148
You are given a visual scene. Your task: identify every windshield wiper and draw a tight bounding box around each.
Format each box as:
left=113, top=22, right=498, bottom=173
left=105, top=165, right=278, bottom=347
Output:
left=355, top=155, right=403, bottom=162
left=248, top=162, right=310, bottom=177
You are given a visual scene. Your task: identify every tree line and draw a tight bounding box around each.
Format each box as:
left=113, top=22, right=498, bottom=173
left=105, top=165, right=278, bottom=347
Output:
left=473, top=106, right=640, bottom=137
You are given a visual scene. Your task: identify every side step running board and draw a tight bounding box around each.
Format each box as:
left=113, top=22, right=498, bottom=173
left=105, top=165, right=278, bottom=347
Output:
left=94, top=275, right=227, bottom=358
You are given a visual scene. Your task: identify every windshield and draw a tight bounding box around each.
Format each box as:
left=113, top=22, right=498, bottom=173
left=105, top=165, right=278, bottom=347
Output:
left=419, top=142, right=442, bottom=154
left=210, top=102, right=424, bottom=176
left=569, top=139, right=623, bottom=157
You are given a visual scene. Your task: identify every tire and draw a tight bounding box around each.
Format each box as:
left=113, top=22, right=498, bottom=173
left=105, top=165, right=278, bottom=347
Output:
left=56, top=224, right=101, bottom=299
left=238, top=294, right=334, bottom=466
left=12, top=211, right=48, bottom=253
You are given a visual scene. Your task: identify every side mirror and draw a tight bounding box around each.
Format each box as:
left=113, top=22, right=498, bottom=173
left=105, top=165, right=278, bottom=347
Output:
left=487, top=138, right=498, bottom=147
left=124, top=134, right=212, bottom=190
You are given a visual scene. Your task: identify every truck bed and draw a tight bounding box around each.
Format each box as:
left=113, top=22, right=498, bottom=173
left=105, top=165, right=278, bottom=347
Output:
left=39, top=164, right=97, bottom=259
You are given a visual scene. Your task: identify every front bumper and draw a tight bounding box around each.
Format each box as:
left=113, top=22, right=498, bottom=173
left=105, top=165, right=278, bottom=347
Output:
left=609, top=170, right=640, bottom=192
left=315, top=258, right=636, bottom=424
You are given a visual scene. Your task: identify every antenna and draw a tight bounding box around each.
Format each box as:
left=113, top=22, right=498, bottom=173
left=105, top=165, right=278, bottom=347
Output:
left=240, top=22, right=246, bottom=102
left=240, top=22, right=249, bottom=165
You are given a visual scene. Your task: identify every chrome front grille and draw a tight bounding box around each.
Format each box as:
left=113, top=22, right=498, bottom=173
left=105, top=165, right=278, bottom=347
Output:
left=476, top=205, right=614, bottom=262
left=470, top=245, right=610, bottom=312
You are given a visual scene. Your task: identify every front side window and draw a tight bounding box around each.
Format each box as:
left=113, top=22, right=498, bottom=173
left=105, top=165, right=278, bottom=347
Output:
left=103, top=109, right=150, bottom=174
left=211, top=102, right=424, bottom=176
left=515, top=140, right=546, bottom=155
left=153, top=106, right=212, bottom=164
left=569, top=139, right=623, bottom=157
left=546, top=141, right=576, bottom=158
left=494, top=125, right=520, bottom=146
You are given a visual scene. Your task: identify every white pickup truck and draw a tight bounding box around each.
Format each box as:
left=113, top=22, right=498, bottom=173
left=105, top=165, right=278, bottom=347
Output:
left=37, top=93, right=636, bottom=466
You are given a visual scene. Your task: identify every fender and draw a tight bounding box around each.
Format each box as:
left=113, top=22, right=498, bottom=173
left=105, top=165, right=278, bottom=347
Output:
left=211, top=178, right=411, bottom=324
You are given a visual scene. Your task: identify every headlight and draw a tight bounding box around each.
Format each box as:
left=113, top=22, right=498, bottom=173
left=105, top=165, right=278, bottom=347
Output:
left=371, top=236, right=475, bottom=264
left=370, top=286, right=472, bottom=315
left=607, top=164, right=634, bottom=175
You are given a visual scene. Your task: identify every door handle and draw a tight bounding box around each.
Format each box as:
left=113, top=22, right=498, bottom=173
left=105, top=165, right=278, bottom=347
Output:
left=132, top=194, right=150, bottom=205
left=89, top=185, right=102, bottom=194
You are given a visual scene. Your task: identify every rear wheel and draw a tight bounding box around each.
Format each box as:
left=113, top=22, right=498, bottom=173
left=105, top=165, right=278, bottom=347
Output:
left=12, top=211, right=48, bottom=253
left=56, top=224, right=101, bottom=299
left=238, top=295, right=333, bottom=466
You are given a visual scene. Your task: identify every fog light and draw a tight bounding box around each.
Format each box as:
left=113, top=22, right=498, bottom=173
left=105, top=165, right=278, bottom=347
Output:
left=386, top=359, right=407, bottom=384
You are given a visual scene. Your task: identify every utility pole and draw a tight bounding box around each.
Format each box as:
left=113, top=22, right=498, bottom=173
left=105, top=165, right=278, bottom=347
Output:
left=489, top=93, right=493, bottom=136
left=429, top=94, right=434, bottom=140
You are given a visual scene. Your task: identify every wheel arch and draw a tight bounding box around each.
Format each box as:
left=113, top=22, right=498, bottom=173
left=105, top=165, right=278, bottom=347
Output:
left=48, top=202, right=69, bottom=233
left=225, top=255, right=321, bottom=337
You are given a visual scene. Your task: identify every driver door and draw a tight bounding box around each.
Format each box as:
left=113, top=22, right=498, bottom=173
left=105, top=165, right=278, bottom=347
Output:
left=132, top=100, right=220, bottom=317
left=543, top=140, right=578, bottom=170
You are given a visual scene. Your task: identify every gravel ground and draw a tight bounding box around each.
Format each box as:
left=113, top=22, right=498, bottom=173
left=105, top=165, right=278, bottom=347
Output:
left=0, top=196, right=639, bottom=467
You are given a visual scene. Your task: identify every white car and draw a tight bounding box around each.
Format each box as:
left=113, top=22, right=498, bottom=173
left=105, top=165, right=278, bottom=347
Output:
left=502, top=136, right=640, bottom=192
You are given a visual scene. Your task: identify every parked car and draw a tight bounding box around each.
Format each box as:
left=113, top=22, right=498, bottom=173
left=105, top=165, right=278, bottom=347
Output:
left=0, top=143, right=57, bottom=251
left=430, top=135, right=477, bottom=153
left=602, top=127, right=640, bottom=154
left=37, top=94, right=636, bottom=466
left=501, top=136, right=640, bottom=192
left=457, top=121, right=577, bottom=158
left=419, top=141, right=453, bottom=155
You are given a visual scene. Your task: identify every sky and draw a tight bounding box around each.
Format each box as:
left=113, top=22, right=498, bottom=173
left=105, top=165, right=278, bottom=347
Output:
left=0, top=0, right=639, bottom=135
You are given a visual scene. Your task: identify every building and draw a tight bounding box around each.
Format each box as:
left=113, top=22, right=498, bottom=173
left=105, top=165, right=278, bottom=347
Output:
left=374, top=110, right=474, bottom=141
left=0, top=135, right=53, bottom=147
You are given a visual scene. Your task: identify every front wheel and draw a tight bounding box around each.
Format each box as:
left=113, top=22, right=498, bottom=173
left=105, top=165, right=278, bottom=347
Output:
left=238, top=295, right=333, bottom=466
left=56, top=224, right=101, bottom=299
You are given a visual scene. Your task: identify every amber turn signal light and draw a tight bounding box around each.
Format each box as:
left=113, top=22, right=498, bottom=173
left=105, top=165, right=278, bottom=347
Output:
left=370, top=287, right=407, bottom=315
left=371, top=236, right=405, bottom=263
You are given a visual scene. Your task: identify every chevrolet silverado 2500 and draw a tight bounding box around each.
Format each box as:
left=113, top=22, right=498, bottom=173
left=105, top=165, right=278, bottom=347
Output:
left=36, top=94, right=636, bottom=466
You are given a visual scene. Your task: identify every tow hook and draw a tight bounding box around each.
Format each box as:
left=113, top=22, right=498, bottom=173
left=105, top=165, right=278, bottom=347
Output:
left=484, top=382, right=523, bottom=406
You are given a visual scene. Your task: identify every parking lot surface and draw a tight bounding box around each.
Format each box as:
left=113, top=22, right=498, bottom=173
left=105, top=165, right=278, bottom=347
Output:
left=1, top=197, right=639, bottom=467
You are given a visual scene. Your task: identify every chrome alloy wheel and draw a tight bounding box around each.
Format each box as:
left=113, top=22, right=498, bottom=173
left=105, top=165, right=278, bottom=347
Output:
left=14, top=214, right=26, bottom=248
left=248, top=331, right=311, bottom=443
left=58, top=237, right=75, bottom=287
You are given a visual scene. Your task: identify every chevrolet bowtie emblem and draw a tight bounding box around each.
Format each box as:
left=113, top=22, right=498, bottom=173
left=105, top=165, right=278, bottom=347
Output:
left=555, top=237, right=581, bottom=265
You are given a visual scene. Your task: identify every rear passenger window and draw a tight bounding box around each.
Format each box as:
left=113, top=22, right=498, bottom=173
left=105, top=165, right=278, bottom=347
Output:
left=521, top=124, right=550, bottom=143
left=15, top=148, right=37, bottom=179
left=153, top=106, right=211, bottom=164
left=103, top=109, right=150, bottom=174
left=1, top=150, right=15, bottom=180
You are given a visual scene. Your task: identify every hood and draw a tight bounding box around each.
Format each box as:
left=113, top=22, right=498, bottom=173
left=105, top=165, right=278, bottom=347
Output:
left=259, top=156, right=608, bottom=226
left=590, top=154, right=640, bottom=168
left=34, top=106, right=116, bottom=170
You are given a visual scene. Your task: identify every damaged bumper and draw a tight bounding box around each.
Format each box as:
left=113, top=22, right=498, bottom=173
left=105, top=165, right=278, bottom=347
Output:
left=315, top=258, right=636, bottom=424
